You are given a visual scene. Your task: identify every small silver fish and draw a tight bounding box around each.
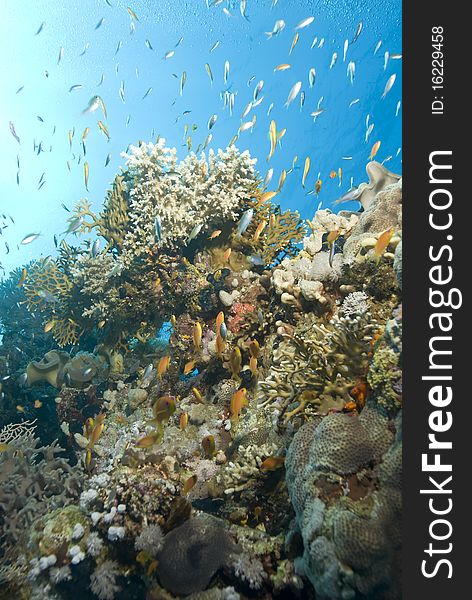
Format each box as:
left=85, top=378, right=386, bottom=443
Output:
left=68, top=84, right=82, bottom=93
left=253, top=80, right=264, bottom=101
left=210, top=40, right=220, bottom=52
left=57, top=46, right=64, bottom=65
left=164, top=50, right=175, bottom=59
left=309, top=67, right=316, bottom=88
left=265, top=19, right=285, bottom=38
left=188, top=223, right=203, bottom=242
left=91, top=239, right=100, bottom=257
left=9, top=121, right=20, bottom=144
left=295, top=16, right=314, bottom=30
left=95, top=17, right=105, bottom=29
left=310, top=36, right=318, bottom=49
left=267, top=102, right=274, bottom=116
left=384, top=51, right=389, bottom=71
left=381, top=74, right=396, bottom=99
left=365, top=123, right=374, bottom=143
left=374, top=40, right=382, bottom=55
left=207, top=114, right=218, bottom=130
left=21, top=233, right=41, bottom=245
left=224, top=60, right=230, bottom=84
left=347, top=61, right=356, bottom=84
left=329, top=52, right=337, bottom=69
left=343, top=39, right=348, bottom=62
left=263, top=168, right=273, bottom=187
left=349, top=98, right=360, bottom=107
left=241, top=101, right=253, bottom=119
left=395, top=100, right=401, bottom=117
left=352, top=22, right=363, bottom=44
left=35, top=21, right=46, bottom=35
left=310, top=108, right=325, bottom=118
left=142, top=87, right=153, bottom=100
left=220, top=322, right=227, bottom=340
left=285, top=81, right=301, bottom=108
left=115, top=40, right=122, bottom=55
left=235, top=208, right=254, bottom=236
left=154, top=216, right=162, bottom=242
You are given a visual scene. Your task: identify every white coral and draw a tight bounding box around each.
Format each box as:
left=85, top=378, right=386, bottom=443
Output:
left=90, top=560, right=121, bottom=600
left=120, top=140, right=258, bottom=260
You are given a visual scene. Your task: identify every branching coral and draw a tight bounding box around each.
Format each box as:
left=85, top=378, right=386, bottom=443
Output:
left=120, top=140, right=259, bottom=258
left=236, top=199, right=306, bottom=266
left=258, top=312, right=377, bottom=422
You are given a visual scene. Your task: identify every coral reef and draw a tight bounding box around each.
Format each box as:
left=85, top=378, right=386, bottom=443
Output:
left=0, top=140, right=402, bottom=600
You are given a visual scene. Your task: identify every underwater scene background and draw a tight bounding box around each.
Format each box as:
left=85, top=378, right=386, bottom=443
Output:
left=0, top=1, right=402, bottom=599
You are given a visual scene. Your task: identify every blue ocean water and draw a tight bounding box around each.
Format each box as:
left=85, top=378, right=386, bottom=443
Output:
left=0, top=0, right=401, bottom=276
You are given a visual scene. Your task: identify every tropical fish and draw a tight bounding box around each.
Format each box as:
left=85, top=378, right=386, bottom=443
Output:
left=9, top=122, right=20, bottom=144
left=296, top=16, right=314, bottom=29
left=277, top=169, right=287, bottom=191
left=374, top=227, right=394, bottom=262
left=318, top=38, right=325, bottom=48
left=315, top=178, right=322, bottom=195
left=249, top=356, right=258, bottom=376
left=105, top=153, right=112, bottom=167
left=141, top=363, right=156, bottom=388
left=265, top=19, right=285, bottom=38
left=275, top=63, right=291, bottom=72
left=21, top=233, right=40, bottom=245
left=302, top=156, right=310, bottom=188
left=327, top=229, right=340, bottom=267
left=91, top=239, right=100, bottom=257
left=347, top=61, right=355, bottom=84
left=369, top=140, right=381, bottom=160
left=183, top=360, right=196, bottom=376
left=84, top=161, right=89, bottom=190
left=329, top=52, right=337, bottom=69
left=349, top=98, right=360, bottom=108
left=35, top=21, right=46, bottom=35
left=309, top=67, right=316, bottom=88
left=223, top=247, right=232, bottom=262
left=210, top=40, right=220, bottom=53
left=285, top=81, right=301, bottom=107
left=219, top=322, right=227, bottom=340
left=253, top=219, right=267, bottom=242
left=365, top=122, right=374, bottom=143
left=310, top=108, right=325, bottom=118
left=192, top=387, right=204, bottom=403
left=81, top=127, right=90, bottom=141
left=374, top=40, right=382, bottom=55
left=384, top=51, right=389, bottom=71
left=253, top=80, right=264, bottom=101
left=142, top=87, right=153, bottom=100
left=224, top=60, right=230, bottom=84
left=164, top=49, right=175, bottom=59
left=68, top=84, right=82, bottom=93
left=157, top=356, right=171, bottom=377
left=263, top=168, right=274, bottom=188
left=17, top=268, right=27, bottom=287
left=180, top=71, right=186, bottom=96
left=395, top=100, right=401, bottom=117
left=207, top=114, right=218, bottom=130
left=202, top=435, right=216, bottom=457
left=260, top=456, right=285, bottom=471
left=289, top=33, right=299, bottom=55
left=249, top=340, right=260, bottom=358
left=208, top=230, right=222, bottom=240
left=229, top=347, right=242, bottom=379
left=239, top=119, right=255, bottom=134
left=205, top=63, right=213, bottom=84
left=193, top=322, right=202, bottom=351
left=230, top=388, right=248, bottom=419
left=188, top=223, right=203, bottom=242
left=145, top=39, right=153, bottom=50
left=135, top=432, right=161, bottom=448
left=95, top=17, right=105, bottom=29
left=127, top=6, right=139, bottom=20
left=343, top=39, right=349, bottom=62
left=352, top=21, right=363, bottom=44
left=235, top=208, right=254, bottom=236
left=180, top=413, right=189, bottom=431
left=57, top=46, right=64, bottom=65
left=381, top=74, right=396, bottom=99
left=149, top=396, right=176, bottom=425
left=391, top=53, right=402, bottom=60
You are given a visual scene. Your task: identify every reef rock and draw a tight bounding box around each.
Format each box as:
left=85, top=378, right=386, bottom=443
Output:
left=26, top=350, right=70, bottom=387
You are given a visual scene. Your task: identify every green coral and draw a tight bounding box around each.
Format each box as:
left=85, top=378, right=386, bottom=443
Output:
left=368, top=345, right=402, bottom=412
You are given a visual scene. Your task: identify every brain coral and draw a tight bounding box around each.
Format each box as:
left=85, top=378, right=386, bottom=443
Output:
left=285, top=405, right=401, bottom=599
left=156, top=516, right=238, bottom=595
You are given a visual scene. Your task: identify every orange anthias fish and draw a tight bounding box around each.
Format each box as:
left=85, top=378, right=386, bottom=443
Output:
left=329, top=170, right=337, bottom=179
left=248, top=340, right=260, bottom=358
left=260, top=456, right=285, bottom=471
left=17, top=268, right=27, bottom=287
left=249, top=356, right=258, bottom=376
left=180, top=412, right=189, bottom=430
left=374, top=227, right=394, bottom=262
left=216, top=311, right=225, bottom=330
left=253, top=220, right=267, bottom=242
left=216, top=333, right=226, bottom=358
left=157, top=355, right=171, bottom=377
left=259, top=190, right=277, bottom=204
left=183, top=360, right=196, bottom=375
left=369, top=140, right=381, bottom=161
left=229, top=347, right=242, bottom=379
left=230, top=387, right=248, bottom=419
left=193, top=322, right=202, bottom=351
left=135, top=432, right=161, bottom=448
left=192, top=387, right=204, bottom=403
left=223, top=247, right=232, bottom=262
left=208, top=230, right=222, bottom=240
